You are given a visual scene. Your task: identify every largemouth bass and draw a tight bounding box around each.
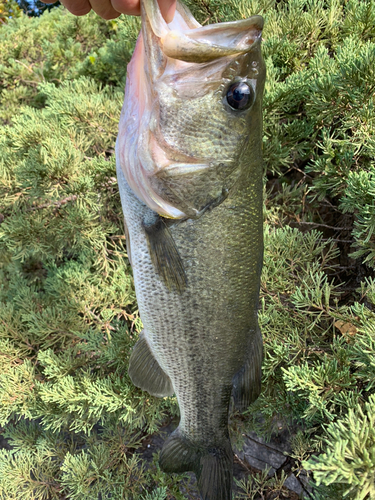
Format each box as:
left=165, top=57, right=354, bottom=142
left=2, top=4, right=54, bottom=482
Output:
left=116, top=1, right=265, bottom=498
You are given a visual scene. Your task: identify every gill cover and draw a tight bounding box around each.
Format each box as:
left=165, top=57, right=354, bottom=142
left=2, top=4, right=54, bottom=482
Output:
left=116, top=0, right=264, bottom=219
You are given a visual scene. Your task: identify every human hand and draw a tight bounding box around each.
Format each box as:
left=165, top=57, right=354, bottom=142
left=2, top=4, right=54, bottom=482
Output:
left=39, top=0, right=176, bottom=23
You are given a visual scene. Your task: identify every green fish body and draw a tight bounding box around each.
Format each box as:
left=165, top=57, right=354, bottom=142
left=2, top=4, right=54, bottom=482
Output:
left=116, top=2, right=265, bottom=498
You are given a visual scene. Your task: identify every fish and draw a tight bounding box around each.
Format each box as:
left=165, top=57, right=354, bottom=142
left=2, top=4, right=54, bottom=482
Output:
left=115, top=1, right=265, bottom=498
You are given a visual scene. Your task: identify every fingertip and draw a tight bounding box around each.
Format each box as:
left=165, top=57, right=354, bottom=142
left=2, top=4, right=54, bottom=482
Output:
left=60, top=0, right=92, bottom=16
left=111, top=0, right=140, bottom=16
left=73, top=6, right=92, bottom=16
left=159, top=0, right=176, bottom=24
left=100, top=8, right=122, bottom=19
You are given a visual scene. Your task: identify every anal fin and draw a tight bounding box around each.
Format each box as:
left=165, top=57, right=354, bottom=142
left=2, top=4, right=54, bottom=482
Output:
left=128, top=331, right=174, bottom=398
left=232, top=326, right=263, bottom=411
left=143, top=215, right=187, bottom=292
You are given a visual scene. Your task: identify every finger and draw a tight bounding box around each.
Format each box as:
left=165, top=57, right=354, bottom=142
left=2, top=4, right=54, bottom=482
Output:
left=158, top=0, right=176, bottom=23
left=40, top=0, right=176, bottom=22
left=85, top=0, right=122, bottom=19
left=54, top=0, right=92, bottom=15
left=111, top=0, right=176, bottom=22
left=45, top=0, right=120, bottom=18
left=111, top=0, right=140, bottom=16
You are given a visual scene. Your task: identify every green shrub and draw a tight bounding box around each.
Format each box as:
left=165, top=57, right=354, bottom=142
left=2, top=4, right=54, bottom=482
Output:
left=0, top=0, right=21, bottom=22
left=1, top=1, right=375, bottom=498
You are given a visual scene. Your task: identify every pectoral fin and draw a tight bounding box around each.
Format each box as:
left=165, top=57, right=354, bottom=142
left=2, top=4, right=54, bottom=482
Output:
left=143, top=215, right=187, bottom=292
left=124, top=220, right=132, bottom=267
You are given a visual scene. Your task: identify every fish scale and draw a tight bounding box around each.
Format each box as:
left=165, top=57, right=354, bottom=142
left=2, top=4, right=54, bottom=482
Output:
left=159, top=93, right=248, bottom=159
left=116, top=1, right=266, bottom=498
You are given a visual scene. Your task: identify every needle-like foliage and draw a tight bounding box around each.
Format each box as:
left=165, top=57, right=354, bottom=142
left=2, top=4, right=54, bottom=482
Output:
left=1, top=0, right=375, bottom=498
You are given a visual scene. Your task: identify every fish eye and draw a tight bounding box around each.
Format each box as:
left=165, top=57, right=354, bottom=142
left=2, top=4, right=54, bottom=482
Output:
left=225, top=81, right=254, bottom=111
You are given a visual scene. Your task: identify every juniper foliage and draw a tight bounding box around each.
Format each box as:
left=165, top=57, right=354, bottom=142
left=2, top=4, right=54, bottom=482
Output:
left=0, top=0, right=20, bottom=22
left=0, top=0, right=375, bottom=498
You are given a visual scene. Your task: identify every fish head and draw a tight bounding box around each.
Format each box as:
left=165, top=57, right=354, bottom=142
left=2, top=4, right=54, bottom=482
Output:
left=116, top=0, right=265, bottom=219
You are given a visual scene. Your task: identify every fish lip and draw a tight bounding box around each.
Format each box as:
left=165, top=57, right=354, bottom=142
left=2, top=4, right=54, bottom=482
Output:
left=176, top=15, right=264, bottom=39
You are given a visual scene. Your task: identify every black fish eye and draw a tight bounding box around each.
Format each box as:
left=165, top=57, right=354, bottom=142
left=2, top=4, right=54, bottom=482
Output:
left=225, top=82, right=254, bottom=111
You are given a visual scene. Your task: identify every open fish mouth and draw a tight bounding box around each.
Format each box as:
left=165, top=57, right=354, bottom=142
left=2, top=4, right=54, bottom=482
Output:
left=116, top=0, right=264, bottom=219
left=145, top=0, right=263, bottom=63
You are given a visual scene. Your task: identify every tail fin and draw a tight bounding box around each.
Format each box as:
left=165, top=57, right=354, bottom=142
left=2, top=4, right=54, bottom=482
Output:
left=197, top=443, right=233, bottom=500
left=160, top=430, right=233, bottom=500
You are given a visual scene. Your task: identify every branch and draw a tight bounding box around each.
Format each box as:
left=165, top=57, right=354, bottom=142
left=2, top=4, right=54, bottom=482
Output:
left=30, top=195, right=77, bottom=211
left=293, top=221, right=352, bottom=231
left=84, top=307, right=116, bottom=332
